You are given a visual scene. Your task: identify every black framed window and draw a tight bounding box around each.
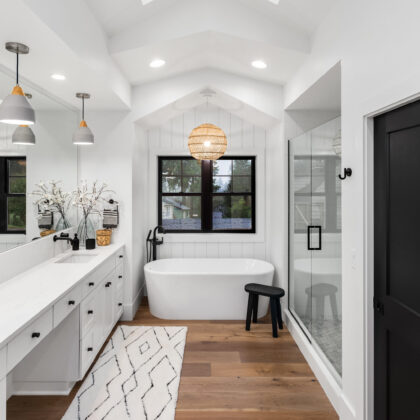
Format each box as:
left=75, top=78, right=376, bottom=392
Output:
left=0, top=157, right=26, bottom=234
left=159, top=156, right=255, bottom=233
left=293, top=155, right=341, bottom=233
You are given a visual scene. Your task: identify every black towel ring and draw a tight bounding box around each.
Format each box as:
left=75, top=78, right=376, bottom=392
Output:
left=338, top=168, right=352, bottom=180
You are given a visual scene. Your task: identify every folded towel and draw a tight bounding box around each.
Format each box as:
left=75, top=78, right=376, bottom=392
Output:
left=103, top=208, right=119, bottom=228
left=38, top=211, right=53, bottom=229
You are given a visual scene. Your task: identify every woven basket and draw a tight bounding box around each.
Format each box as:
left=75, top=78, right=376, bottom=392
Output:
left=96, top=229, right=112, bottom=246
left=40, top=229, right=56, bottom=237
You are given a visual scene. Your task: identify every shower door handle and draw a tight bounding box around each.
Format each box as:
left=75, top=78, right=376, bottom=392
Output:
left=307, top=226, right=322, bottom=250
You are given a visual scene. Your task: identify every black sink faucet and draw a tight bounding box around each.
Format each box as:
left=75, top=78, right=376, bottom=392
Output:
left=53, top=232, right=80, bottom=251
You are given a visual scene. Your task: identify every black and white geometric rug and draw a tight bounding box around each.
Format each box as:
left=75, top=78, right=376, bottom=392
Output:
left=62, top=326, right=187, bottom=420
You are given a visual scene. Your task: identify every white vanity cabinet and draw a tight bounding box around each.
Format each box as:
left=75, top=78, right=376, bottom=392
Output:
left=0, top=244, right=125, bottom=419
left=79, top=248, right=126, bottom=379
left=78, top=249, right=125, bottom=377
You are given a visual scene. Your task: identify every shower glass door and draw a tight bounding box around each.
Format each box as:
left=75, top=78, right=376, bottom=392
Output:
left=289, top=117, right=342, bottom=380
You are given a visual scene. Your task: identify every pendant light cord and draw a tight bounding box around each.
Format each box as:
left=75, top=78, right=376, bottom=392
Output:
left=16, top=53, right=19, bottom=85
left=82, top=97, right=85, bottom=120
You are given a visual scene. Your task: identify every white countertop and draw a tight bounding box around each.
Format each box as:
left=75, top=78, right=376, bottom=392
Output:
left=0, top=244, right=123, bottom=349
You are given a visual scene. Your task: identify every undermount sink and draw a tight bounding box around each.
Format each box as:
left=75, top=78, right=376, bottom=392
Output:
left=56, top=254, right=98, bottom=264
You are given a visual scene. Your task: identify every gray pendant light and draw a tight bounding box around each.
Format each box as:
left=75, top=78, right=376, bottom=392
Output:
left=12, top=93, right=35, bottom=145
left=0, top=42, right=35, bottom=126
left=12, top=125, right=35, bottom=145
left=73, top=93, right=94, bottom=145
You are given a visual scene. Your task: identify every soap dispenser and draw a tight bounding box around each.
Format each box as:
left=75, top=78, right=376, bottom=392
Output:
left=72, top=234, right=80, bottom=251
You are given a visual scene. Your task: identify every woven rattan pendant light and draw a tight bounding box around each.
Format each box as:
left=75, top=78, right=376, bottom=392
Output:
left=188, top=123, right=227, bottom=161
left=188, top=90, right=227, bottom=161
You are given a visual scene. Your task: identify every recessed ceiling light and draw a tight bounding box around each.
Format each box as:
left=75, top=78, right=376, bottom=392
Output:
left=252, top=60, right=267, bottom=69
left=51, top=74, right=66, bottom=81
left=149, top=59, right=166, bottom=68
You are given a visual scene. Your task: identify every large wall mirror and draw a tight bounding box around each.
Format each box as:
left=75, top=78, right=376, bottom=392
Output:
left=0, top=69, right=78, bottom=252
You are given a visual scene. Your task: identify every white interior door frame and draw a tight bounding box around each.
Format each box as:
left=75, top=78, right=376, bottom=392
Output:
left=363, top=90, right=420, bottom=420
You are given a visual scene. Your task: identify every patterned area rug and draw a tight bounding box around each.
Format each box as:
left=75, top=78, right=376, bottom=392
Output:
left=63, top=326, right=188, bottom=420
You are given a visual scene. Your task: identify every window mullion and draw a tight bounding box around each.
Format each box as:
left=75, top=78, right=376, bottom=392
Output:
left=201, top=159, right=212, bottom=232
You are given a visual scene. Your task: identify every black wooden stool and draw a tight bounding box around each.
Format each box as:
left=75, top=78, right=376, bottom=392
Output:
left=245, top=283, right=285, bottom=338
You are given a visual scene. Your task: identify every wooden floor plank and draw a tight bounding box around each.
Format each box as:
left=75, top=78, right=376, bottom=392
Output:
left=211, top=362, right=314, bottom=377
left=7, top=299, right=338, bottom=420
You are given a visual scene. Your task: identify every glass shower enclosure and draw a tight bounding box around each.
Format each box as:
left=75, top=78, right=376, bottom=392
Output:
left=288, top=117, right=342, bottom=380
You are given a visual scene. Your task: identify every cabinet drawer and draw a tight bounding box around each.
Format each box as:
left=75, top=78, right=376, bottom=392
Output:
left=116, top=287, right=124, bottom=320
left=54, top=285, right=82, bottom=328
left=80, top=292, right=97, bottom=339
left=116, top=261, right=124, bottom=279
left=7, top=309, right=53, bottom=372
left=80, top=329, right=96, bottom=378
left=81, top=257, right=115, bottom=299
left=81, top=272, right=99, bottom=299
left=115, top=249, right=124, bottom=266
left=0, top=347, right=5, bottom=379
left=116, top=270, right=123, bottom=292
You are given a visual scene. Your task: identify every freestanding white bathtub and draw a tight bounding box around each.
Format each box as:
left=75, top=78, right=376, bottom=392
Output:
left=144, top=258, right=275, bottom=320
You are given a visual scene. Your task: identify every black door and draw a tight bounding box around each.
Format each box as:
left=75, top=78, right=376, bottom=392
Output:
left=374, top=99, right=420, bottom=419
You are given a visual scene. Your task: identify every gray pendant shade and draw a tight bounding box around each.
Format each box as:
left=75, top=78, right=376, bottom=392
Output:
left=72, top=123, right=94, bottom=145
left=73, top=93, right=94, bottom=145
left=12, top=125, right=35, bottom=145
left=0, top=89, right=35, bottom=125
left=0, top=43, right=36, bottom=126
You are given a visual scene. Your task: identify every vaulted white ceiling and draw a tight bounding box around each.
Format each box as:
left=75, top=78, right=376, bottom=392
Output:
left=86, top=0, right=335, bottom=85
left=0, top=0, right=335, bottom=111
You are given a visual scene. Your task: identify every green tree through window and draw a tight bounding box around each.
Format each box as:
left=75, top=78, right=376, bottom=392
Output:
left=159, top=156, right=255, bottom=233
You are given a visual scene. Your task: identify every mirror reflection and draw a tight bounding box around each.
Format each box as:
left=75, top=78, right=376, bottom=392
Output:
left=0, top=70, right=78, bottom=252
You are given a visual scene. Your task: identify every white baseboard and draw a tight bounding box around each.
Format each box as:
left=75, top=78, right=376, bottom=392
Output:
left=12, top=381, right=75, bottom=396
left=285, top=310, right=356, bottom=420
left=121, top=284, right=144, bottom=321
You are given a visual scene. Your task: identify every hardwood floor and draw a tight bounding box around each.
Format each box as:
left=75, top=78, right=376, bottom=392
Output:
left=7, top=299, right=338, bottom=419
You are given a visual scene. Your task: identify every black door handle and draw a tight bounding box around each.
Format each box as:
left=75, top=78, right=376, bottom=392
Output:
left=87, top=347, right=93, bottom=352
left=68, top=300, right=76, bottom=305
left=89, top=282, right=94, bottom=287
left=32, top=332, right=41, bottom=338
left=118, top=275, right=122, bottom=279
left=373, top=297, right=384, bottom=315
left=307, top=226, right=322, bottom=250
left=88, top=310, right=93, bottom=314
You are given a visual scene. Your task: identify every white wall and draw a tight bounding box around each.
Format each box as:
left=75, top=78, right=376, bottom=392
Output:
left=144, top=103, right=268, bottom=261
left=78, top=111, right=137, bottom=319
left=132, top=124, right=148, bottom=311
left=283, top=1, right=420, bottom=419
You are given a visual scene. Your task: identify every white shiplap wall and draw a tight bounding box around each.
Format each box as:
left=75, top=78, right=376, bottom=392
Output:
left=145, top=103, right=268, bottom=260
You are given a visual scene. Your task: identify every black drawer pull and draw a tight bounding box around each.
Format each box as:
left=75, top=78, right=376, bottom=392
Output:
left=88, top=310, right=93, bottom=314
left=105, top=282, right=112, bottom=288
left=119, top=255, right=123, bottom=258
left=68, top=300, right=76, bottom=305
left=87, top=347, right=93, bottom=352
left=89, top=282, right=94, bottom=287
left=32, top=332, right=41, bottom=338
left=118, top=275, right=122, bottom=279
left=118, top=303, right=123, bottom=307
